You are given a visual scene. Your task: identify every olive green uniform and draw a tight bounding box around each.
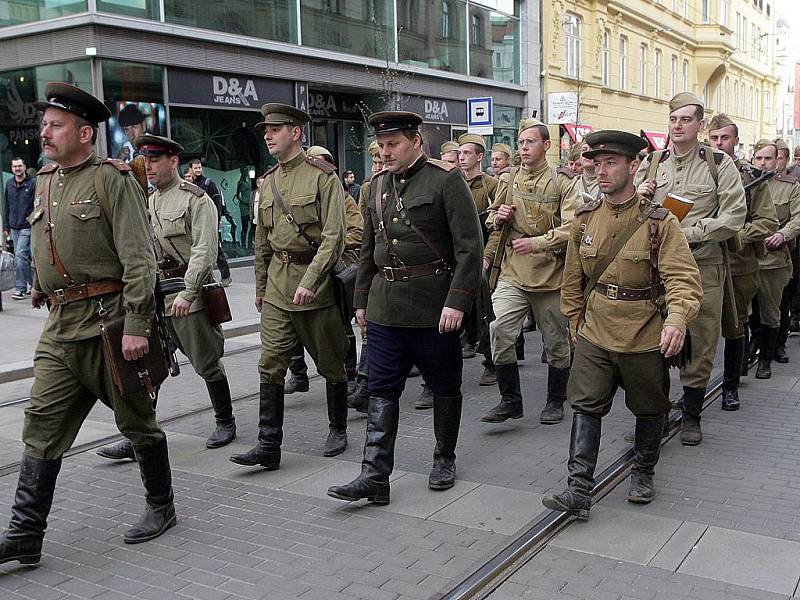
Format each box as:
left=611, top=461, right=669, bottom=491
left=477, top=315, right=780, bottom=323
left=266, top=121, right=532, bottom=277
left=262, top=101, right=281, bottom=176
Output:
left=635, top=143, right=747, bottom=390
left=561, top=194, right=702, bottom=416
left=254, top=150, right=347, bottom=384
left=575, top=172, right=600, bottom=200
left=149, top=176, right=225, bottom=382
left=25, top=155, right=162, bottom=459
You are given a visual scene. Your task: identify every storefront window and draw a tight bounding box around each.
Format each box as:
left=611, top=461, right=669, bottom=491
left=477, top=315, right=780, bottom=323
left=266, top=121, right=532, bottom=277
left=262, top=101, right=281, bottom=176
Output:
left=96, top=0, right=158, bottom=19
left=165, top=0, right=297, bottom=43
left=468, top=5, right=519, bottom=83
left=398, top=0, right=467, bottom=75
left=301, top=0, right=394, bottom=60
left=0, top=0, right=86, bottom=27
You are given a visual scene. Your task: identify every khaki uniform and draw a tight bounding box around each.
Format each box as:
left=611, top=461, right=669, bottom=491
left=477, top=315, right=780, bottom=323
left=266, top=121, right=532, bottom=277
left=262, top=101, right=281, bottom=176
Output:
left=150, top=176, right=226, bottom=382
left=25, top=155, right=162, bottom=458
left=575, top=172, right=600, bottom=200
left=255, top=150, right=347, bottom=384
left=756, top=175, right=800, bottom=327
left=486, top=160, right=580, bottom=367
left=561, top=194, right=702, bottom=416
left=635, top=143, right=746, bottom=389
left=343, top=192, right=364, bottom=267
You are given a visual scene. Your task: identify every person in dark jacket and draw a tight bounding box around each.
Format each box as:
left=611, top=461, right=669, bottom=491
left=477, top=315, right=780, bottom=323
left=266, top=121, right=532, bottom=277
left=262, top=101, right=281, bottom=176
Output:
left=189, top=159, right=233, bottom=286
left=3, top=157, right=36, bottom=300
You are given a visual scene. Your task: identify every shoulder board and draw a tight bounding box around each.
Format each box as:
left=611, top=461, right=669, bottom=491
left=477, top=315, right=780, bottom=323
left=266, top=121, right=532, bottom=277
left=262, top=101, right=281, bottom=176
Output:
left=653, top=149, right=671, bottom=163
left=428, top=158, right=457, bottom=172
left=556, top=166, right=575, bottom=179
left=575, top=198, right=601, bottom=215
left=304, top=156, right=336, bottom=174
left=101, top=158, right=132, bottom=173
left=179, top=180, right=206, bottom=197
left=36, top=163, right=58, bottom=175
left=699, top=146, right=724, bottom=165
left=775, top=173, right=798, bottom=184
left=646, top=204, right=669, bottom=220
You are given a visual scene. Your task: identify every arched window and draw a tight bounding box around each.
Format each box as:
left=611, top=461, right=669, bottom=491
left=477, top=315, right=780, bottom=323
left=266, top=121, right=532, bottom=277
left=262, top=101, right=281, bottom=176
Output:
left=565, top=14, right=581, bottom=78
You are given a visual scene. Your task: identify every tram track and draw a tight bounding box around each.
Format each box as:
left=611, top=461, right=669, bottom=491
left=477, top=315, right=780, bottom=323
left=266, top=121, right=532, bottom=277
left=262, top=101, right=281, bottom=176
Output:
left=439, top=372, right=725, bottom=600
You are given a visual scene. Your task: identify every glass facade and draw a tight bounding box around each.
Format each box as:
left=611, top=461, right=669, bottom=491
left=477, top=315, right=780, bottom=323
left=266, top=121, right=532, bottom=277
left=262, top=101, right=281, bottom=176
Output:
left=0, top=0, right=86, bottom=27
left=301, top=0, right=394, bottom=60
left=164, top=0, right=296, bottom=43
left=398, top=0, right=467, bottom=75
left=97, top=0, right=157, bottom=19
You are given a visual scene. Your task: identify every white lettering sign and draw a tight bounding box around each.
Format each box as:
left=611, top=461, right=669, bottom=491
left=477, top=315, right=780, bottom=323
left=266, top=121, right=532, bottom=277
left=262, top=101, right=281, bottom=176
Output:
left=212, top=76, right=259, bottom=107
left=424, top=99, right=450, bottom=122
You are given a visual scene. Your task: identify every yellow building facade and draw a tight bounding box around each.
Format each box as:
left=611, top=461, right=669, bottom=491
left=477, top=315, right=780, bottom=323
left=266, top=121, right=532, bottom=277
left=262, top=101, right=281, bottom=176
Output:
left=542, top=0, right=779, bottom=162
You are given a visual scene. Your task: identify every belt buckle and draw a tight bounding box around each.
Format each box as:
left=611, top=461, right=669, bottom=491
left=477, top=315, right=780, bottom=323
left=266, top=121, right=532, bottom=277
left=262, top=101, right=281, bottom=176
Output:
left=606, top=284, right=618, bottom=300
left=279, top=250, right=290, bottom=263
left=54, top=288, right=67, bottom=302
left=382, top=267, right=395, bottom=282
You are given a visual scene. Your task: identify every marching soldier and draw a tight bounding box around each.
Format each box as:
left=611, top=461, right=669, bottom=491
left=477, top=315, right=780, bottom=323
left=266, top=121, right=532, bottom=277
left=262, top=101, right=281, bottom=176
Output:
left=440, top=140, right=460, bottom=166
left=327, top=111, right=482, bottom=503
left=565, top=143, right=584, bottom=176
left=491, top=143, right=513, bottom=175
left=707, top=116, right=777, bottom=409
left=230, top=103, right=349, bottom=470
left=750, top=139, right=800, bottom=378
left=575, top=140, right=600, bottom=199
left=0, top=84, right=175, bottom=566
left=543, top=131, right=701, bottom=519
left=482, top=117, right=580, bottom=425
left=636, top=93, right=746, bottom=445
left=96, top=135, right=239, bottom=461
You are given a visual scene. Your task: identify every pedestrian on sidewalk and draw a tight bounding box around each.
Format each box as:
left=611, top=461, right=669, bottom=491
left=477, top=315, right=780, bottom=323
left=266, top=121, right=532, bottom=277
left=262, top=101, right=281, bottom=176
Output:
left=3, top=156, right=36, bottom=300
left=230, top=103, right=349, bottom=470
left=190, top=159, right=233, bottom=287
left=543, top=130, right=701, bottom=519
left=96, top=134, right=237, bottom=462
left=0, top=84, right=175, bottom=568
left=327, top=110, right=482, bottom=504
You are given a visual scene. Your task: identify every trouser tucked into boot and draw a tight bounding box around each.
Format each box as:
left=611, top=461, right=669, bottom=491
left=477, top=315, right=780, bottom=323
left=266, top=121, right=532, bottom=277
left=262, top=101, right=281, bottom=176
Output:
left=0, top=455, right=61, bottom=565
left=348, top=343, right=369, bottom=413
left=125, top=438, right=176, bottom=544
left=680, top=386, right=704, bottom=446
left=324, top=380, right=348, bottom=457
left=229, top=383, right=283, bottom=469
left=721, top=338, right=743, bottom=411
left=480, top=363, right=523, bottom=422
left=429, top=394, right=462, bottom=490
left=756, top=327, right=779, bottom=379
left=206, top=378, right=236, bottom=448
left=628, top=416, right=663, bottom=504
left=540, top=365, right=569, bottom=424
left=285, top=343, right=309, bottom=394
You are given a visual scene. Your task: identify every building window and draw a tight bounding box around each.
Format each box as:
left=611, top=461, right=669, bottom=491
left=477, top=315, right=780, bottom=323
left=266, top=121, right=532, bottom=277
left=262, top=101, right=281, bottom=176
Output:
left=701, top=0, right=709, bottom=22
left=682, top=59, right=689, bottom=92
left=733, top=81, right=739, bottom=115
left=765, top=90, right=771, bottom=121
left=299, top=0, right=393, bottom=59
left=442, top=0, right=450, bottom=38
left=97, top=0, right=158, bottom=19
left=750, top=85, right=755, bottom=118
left=468, top=6, right=520, bottom=83
left=1, top=0, right=87, bottom=26
left=654, top=49, right=662, bottom=97
left=399, top=0, right=467, bottom=76
left=471, top=13, right=481, bottom=44
left=602, top=30, right=610, bottom=86
left=720, top=0, right=729, bottom=27
left=166, top=0, right=298, bottom=43
left=724, top=77, right=730, bottom=113
left=640, top=44, right=648, bottom=95
left=565, top=13, right=581, bottom=78
left=742, top=16, right=747, bottom=50
left=670, top=55, right=677, bottom=97
left=619, top=36, right=628, bottom=90
left=683, top=0, right=689, bottom=18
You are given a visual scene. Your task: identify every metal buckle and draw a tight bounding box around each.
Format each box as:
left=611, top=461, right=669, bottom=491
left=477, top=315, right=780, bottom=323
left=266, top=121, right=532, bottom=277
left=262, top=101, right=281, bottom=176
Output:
left=279, top=250, right=290, bottom=263
left=606, top=284, right=618, bottom=300
left=285, top=214, right=294, bottom=224
left=382, top=267, right=395, bottom=282
left=54, top=288, right=66, bottom=302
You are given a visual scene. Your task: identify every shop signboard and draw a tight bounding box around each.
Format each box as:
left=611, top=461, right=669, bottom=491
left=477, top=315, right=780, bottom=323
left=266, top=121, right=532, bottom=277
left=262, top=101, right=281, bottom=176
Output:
left=167, top=69, right=293, bottom=108
left=308, top=90, right=365, bottom=121
left=547, top=91, right=578, bottom=124
left=401, top=94, right=467, bottom=125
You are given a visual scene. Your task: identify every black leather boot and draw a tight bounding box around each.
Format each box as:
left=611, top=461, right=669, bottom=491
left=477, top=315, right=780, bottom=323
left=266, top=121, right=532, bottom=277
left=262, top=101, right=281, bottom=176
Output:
left=414, top=384, right=434, bottom=409
left=206, top=378, right=236, bottom=448
left=756, top=327, right=779, bottom=379
left=540, top=365, right=569, bottom=424
left=345, top=334, right=358, bottom=394
left=229, top=383, right=282, bottom=469
left=774, top=344, right=789, bottom=364
left=478, top=362, right=497, bottom=386
left=515, top=332, right=525, bottom=361
left=740, top=325, right=751, bottom=377
left=284, top=344, right=309, bottom=394
left=96, top=440, right=135, bottom=461
left=721, top=338, right=742, bottom=411
left=628, top=416, right=663, bottom=504
left=125, top=438, right=176, bottom=544
left=327, top=397, right=398, bottom=505
left=323, top=380, right=348, bottom=457
left=481, top=363, right=523, bottom=422
left=680, top=386, right=704, bottom=446
left=542, top=413, right=601, bottom=520
left=429, top=395, right=462, bottom=490
left=347, top=344, right=369, bottom=413
left=0, top=455, right=61, bottom=565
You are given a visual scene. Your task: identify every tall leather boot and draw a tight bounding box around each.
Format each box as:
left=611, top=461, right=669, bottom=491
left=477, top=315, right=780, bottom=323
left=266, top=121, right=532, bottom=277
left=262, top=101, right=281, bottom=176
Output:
left=327, top=397, right=398, bottom=505
left=348, top=343, right=369, bottom=413
left=284, top=344, right=309, bottom=394
left=540, top=365, right=569, bottom=424
left=721, top=338, right=742, bottom=411
left=229, top=383, right=282, bottom=469
left=741, top=324, right=751, bottom=377
left=0, top=455, right=61, bottom=565
left=627, top=416, right=663, bottom=503
left=96, top=439, right=135, bottom=461
left=415, top=383, right=434, bottom=409
left=680, top=386, right=704, bottom=446
left=125, top=438, right=176, bottom=544
left=323, top=380, right=348, bottom=457
left=345, top=334, right=358, bottom=394
left=480, top=363, right=523, bottom=422
left=205, top=378, right=236, bottom=448
left=429, top=394, right=462, bottom=490
left=756, top=327, right=779, bottom=379
left=542, top=413, right=601, bottom=520
left=515, top=332, right=525, bottom=361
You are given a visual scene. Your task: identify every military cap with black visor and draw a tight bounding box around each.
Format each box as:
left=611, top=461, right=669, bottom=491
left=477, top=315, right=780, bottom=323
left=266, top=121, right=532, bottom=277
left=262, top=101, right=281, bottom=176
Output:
left=256, top=103, right=310, bottom=127
left=368, top=111, right=423, bottom=134
left=582, top=130, right=648, bottom=160
left=34, top=82, right=111, bottom=126
left=133, top=134, right=184, bottom=157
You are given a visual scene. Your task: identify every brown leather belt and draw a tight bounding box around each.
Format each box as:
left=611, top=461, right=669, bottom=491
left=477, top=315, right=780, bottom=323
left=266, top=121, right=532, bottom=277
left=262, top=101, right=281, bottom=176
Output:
left=594, top=282, right=665, bottom=301
left=160, top=264, right=187, bottom=279
left=273, top=250, right=317, bottom=265
left=49, top=280, right=124, bottom=306
left=380, top=260, right=450, bottom=282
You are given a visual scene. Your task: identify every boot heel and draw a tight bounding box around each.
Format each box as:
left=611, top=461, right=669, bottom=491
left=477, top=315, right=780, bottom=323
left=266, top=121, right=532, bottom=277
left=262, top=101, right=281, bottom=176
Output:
left=17, top=554, right=41, bottom=565
left=367, top=494, right=390, bottom=505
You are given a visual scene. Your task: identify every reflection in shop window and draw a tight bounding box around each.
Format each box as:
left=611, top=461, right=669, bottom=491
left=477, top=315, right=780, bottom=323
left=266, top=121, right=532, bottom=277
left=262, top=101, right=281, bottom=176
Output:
left=0, top=0, right=86, bottom=27
left=399, top=0, right=467, bottom=74
left=470, top=5, right=518, bottom=83
left=165, top=0, right=297, bottom=43
left=301, top=0, right=394, bottom=60
left=96, top=0, right=157, bottom=19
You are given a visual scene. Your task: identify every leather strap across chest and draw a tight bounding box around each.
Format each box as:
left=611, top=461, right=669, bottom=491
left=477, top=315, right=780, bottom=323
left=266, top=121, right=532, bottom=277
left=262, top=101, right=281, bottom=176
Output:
left=41, top=174, right=75, bottom=287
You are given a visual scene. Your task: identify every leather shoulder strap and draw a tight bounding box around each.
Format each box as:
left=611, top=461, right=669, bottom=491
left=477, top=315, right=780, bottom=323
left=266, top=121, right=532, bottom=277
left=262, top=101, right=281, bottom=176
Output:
left=41, top=173, right=75, bottom=286
left=269, top=174, right=319, bottom=250
left=645, top=150, right=665, bottom=183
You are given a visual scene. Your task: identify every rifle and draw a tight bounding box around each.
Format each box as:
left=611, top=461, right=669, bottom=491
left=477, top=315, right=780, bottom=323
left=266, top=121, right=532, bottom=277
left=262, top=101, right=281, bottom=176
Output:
left=743, top=169, right=776, bottom=192
left=488, top=219, right=512, bottom=293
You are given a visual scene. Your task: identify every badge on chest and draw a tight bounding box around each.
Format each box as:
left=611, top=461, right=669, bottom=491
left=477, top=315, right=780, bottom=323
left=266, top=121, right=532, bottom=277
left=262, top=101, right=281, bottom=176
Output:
left=583, top=234, right=593, bottom=246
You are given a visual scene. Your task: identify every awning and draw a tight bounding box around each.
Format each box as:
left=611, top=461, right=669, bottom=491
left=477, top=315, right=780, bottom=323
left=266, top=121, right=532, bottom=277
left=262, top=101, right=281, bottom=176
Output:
left=563, top=123, right=594, bottom=143
left=642, top=130, right=668, bottom=150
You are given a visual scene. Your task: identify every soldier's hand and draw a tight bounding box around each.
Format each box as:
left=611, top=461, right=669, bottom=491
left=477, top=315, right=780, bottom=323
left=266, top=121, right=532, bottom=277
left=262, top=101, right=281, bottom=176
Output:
left=511, top=237, right=534, bottom=255
left=31, top=289, right=48, bottom=309
left=293, top=286, right=316, bottom=306
left=765, top=232, right=786, bottom=250
left=356, top=309, right=367, bottom=328
left=171, top=296, right=192, bottom=317
left=660, top=326, right=684, bottom=358
left=255, top=297, right=263, bottom=313
left=439, top=307, right=464, bottom=334
left=483, top=257, right=491, bottom=271
left=638, top=179, right=656, bottom=198
left=122, top=335, right=150, bottom=361
left=495, top=204, right=515, bottom=225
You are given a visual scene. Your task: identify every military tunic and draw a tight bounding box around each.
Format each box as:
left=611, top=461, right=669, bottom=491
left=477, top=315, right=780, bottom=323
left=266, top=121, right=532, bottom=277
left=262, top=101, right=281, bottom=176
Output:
left=343, top=192, right=364, bottom=267
left=254, top=150, right=347, bottom=384
left=25, top=154, right=163, bottom=458
left=575, top=172, right=600, bottom=200
left=635, top=143, right=746, bottom=389
left=150, top=176, right=226, bottom=382
left=561, top=193, right=702, bottom=417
